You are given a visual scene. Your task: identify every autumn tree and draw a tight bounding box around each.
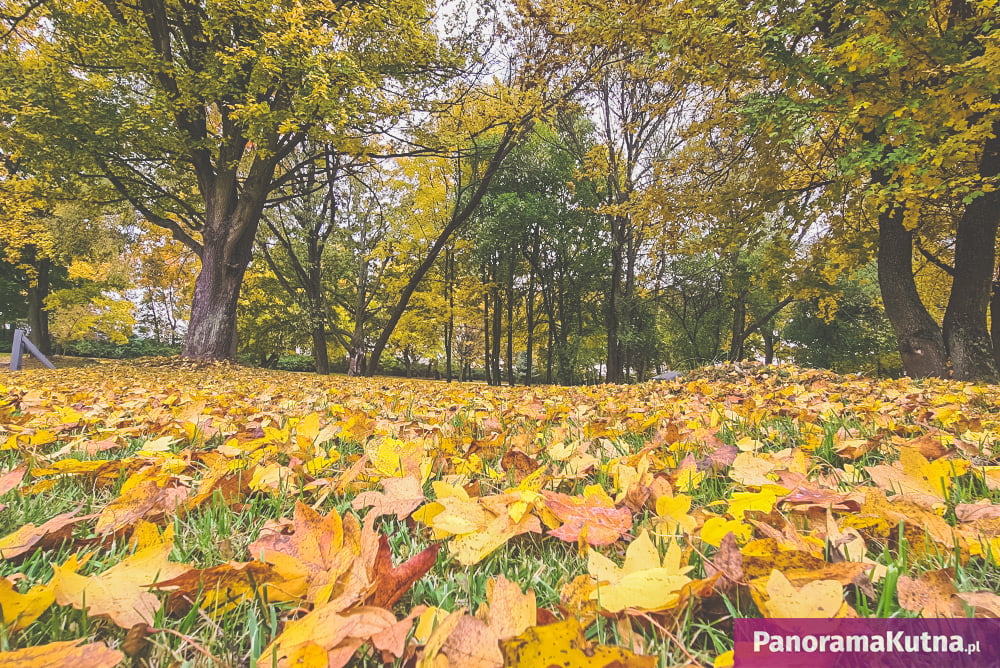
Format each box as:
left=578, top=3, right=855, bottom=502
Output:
left=667, top=0, right=1000, bottom=380
left=0, top=0, right=446, bottom=361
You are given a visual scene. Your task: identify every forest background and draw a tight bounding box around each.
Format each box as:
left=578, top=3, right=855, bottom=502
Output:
left=0, top=0, right=998, bottom=384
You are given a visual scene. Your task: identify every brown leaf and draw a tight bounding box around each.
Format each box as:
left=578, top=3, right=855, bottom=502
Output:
left=905, top=433, right=953, bottom=461
left=956, top=499, right=1000, bottom=523
left=896, top=569, right=964, bottom=617
left=121, top=623, right=152, bottom=660
left=501, top=450, right=541, bottom=484
left=0, top=510, right=88, bottom=560
left=439, top=615, right=503, bottom=668
left=0, top=640, right=124, bottom=668
left=368, top=534, right=439, bottom=609
left=955, top=592, right=1000, bottom=618
left=704, top=532, right=744, bottom=591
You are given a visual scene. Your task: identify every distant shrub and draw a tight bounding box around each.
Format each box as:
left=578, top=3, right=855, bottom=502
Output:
left=63, top=337, right=182, bottom=359
left=275, top=354, right=316, bottom=372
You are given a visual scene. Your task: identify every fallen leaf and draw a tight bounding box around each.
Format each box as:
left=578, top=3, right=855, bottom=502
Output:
left=896, top=569, right=964, bottom=617
left=475, top=575, right=537, bottom=641
left=544, top=490, right=632, bottom=546
left=751, top=569, right=855, bottom=618
left=368, top=533, right=439, bottom=609
left=500, top=617, right=656, bottom=667
left=351, top=475, right=425, bottom=520
left=0, top=510, right=88, bottom=560
left=257, top=604, right=413, bottom=668
left=0, top=576, right=56, bottom=631
left=0, top=640, right=123, bottom=668
left=52, top=522, right=190, bottom=628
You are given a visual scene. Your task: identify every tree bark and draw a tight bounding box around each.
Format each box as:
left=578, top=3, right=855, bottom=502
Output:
left=877, top=201, right=949, bottom=378
left=25, top=250, right=52, bottom=356
left=942, top=123, right=1000, bottom=382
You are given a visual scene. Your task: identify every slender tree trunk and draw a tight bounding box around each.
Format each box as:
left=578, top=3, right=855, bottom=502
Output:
left=763, top=324, right=776, bottom=365
left=525, top=269, right=535, bottom=385
left=505, top=258, right=515, bottom=386
left=728, top=291, right=747, bottom=363
left=877, top=200, right=949, bottom=378
left=491, top=280, right=502, bottom=386
left=444, top=247, right=454, bottom=382
left=606, top=216, right=625, bottom=383
left=942, top=124, right=1000, bottom=382
left=483, top=266, right=492, bottom=385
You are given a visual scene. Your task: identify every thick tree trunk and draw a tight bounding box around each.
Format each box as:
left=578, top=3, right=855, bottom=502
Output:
left=26, top=252, right=52, bottom=355
left=991, top=273, right=1000, bottom=371
left=181, top=223, right=259, bottom=360
left=877, top=202, right=949, bottom=378
left=311, top=323, right=330, bottom=375
left=942, top=125, right=1000, bottom=382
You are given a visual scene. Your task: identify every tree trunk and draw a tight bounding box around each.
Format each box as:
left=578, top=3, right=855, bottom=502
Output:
left=877, top=201, right=949, bottom=378
left=311, top=324, right=330, bottom=375
left=505, top=258, right=515, bottom=386
left=182, top=233, right=251, bottom=360
left=444, top=247, right=454, bottom=382
left=26, top=251, right=52, bottom=355
left=491, top=280, right=502, bottom=385
left=728, top=290, right=747, bottom=363
left=942, top=123, right=1000, bottom=382
left=525, top=269, right=535, bottom=385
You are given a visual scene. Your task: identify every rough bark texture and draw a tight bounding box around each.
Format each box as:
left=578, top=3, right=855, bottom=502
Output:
left=26, top=252, right=51, bottom=355
left=942, top=124, right=1000, bottom=382
left=182, top=233, right=250, bottom=360
left=877, top=202, right=949, bottom=378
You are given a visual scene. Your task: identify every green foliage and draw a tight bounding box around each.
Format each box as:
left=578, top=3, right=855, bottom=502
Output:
left=783, top=266, right=901, bottom=376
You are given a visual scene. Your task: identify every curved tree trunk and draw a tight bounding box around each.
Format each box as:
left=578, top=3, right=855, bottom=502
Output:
left=942, top=123, right=1000, bottom=382
left=877, top=202, right=949, bottom=378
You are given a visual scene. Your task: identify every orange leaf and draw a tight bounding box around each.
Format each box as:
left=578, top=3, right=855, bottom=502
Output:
left=543, top=491, right=632, bottom=546
left=0, top=640, right=123, bottom=668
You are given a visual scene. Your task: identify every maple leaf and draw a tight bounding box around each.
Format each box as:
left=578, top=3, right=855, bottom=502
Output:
left=750, top=569, right=856, bottom=618
left=896, top=568, right=964, bottom=617
left=543, top=489, right=632, bottom=546
left=0, top=576, right=55, bottom=631
left=474, top=575, right=538, bottom=641
left=0, top=640, right=123, bottom=668
left=500, top=617, right=656, bottom=667
left=865, top=447, right=970, bottom=508
left=151, top=561, right=299, bottom=616
left=247, top=501, right=361, bottom=604
left=351, top=475, right=425, bottom=520
left=368, top=533, right=439, bottom=609
left=0, top=509, right=90, bottom=560
left=51, top=521, right=190, bottom=629
left=258, top=604, right=419, bottom=668
left=587, top=530, right=695, bottom=612
left=94, top=479, right=188, bottom=535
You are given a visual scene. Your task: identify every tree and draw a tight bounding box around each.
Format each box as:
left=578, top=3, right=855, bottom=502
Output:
left=0, top=0, right=445, bottom=360
left=667, top=0, right=1000, bottom=379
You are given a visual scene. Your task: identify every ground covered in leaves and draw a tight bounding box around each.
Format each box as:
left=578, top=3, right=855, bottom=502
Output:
left=2, top=361, right=1000, bottom=667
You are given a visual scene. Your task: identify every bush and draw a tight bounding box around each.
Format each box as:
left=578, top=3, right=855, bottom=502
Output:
left=274, top=354, right=316, bottom=372
left=62, top=337, right=182, bottom=359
